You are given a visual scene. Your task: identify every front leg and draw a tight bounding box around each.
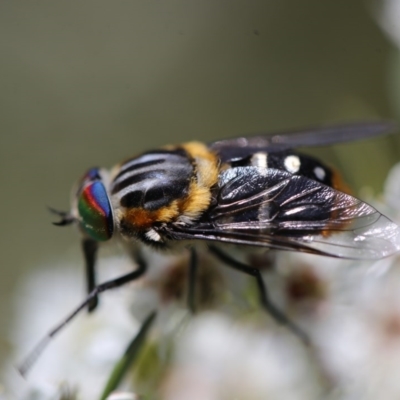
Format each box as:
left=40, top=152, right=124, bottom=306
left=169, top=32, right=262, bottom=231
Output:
left=82, top=238, right=99, bottom=312
left=18, top=249, right=148, bottom=376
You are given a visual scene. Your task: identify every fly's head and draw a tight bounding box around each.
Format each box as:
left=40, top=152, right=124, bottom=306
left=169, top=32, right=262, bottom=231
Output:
left=51, top=167, right=115, bottom=242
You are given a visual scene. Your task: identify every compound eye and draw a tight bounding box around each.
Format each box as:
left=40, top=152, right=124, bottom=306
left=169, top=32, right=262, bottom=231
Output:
left=78, top=181, right=114, bottom=241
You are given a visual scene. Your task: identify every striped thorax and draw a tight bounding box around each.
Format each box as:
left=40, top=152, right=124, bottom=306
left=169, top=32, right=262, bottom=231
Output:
left=72, top=142, right=219, bottom=246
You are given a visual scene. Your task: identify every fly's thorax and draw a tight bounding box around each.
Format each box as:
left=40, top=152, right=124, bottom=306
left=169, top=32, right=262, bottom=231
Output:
left=110, top=142, right=219, bottom=244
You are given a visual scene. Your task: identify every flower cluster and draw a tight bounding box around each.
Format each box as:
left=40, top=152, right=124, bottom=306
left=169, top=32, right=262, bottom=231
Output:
left=5, top=162, right=400, bottom=400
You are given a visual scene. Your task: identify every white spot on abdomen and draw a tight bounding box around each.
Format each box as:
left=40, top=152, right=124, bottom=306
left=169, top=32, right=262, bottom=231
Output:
left=251, top=152, right=268, bottom=169
left=313, top=166, right=326, bottom=181
left=284, top=155, right=301, bottom=173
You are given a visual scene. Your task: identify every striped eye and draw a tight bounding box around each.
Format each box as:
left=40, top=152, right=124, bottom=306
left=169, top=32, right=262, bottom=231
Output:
left=78, top=181, right=114, bottom=241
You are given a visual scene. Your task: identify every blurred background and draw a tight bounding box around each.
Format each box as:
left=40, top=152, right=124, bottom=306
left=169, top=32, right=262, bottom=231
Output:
left=2, top=0, right=400, bottom=397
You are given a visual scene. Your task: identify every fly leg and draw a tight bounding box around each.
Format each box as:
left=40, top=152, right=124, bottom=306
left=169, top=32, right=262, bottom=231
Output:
left=82, top=238, right=99, bottom=312
left=208, top=245, right=308, bottom=343
left=187, top=247, right=198, bottom=313
left=18, top=250, right=148, bottom=377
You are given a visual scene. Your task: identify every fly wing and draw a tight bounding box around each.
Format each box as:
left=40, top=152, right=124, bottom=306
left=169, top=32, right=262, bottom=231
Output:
left=210, top=121, right=396, bottom=163
left=169, top=167, right=400, bottom=260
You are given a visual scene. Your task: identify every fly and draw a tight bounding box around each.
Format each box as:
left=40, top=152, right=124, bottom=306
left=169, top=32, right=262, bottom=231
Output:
left=19, top=121, right=400, bottom=376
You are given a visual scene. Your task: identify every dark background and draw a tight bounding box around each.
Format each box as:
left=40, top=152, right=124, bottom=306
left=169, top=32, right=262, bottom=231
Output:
left=2, top=0, right=400, bottom=376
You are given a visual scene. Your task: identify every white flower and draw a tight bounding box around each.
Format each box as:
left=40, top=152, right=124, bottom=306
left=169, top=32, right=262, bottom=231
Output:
left=162, top=313, right=324, bottom=400
left=4, top=254, right=141, bottom=400
left=6, top=162, right=400, bottom=399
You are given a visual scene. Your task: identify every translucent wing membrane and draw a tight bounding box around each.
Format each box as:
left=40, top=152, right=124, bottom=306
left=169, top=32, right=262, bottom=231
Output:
left=210, top=121, right=396, bottom=162
left=169, top=167, right=400, bottom=259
